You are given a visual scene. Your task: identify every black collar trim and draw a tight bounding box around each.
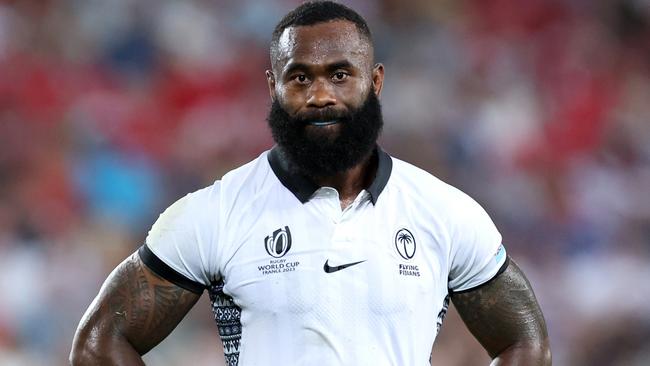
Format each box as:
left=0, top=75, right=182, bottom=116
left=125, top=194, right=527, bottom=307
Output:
left=267, top=145, right=392, bottom=205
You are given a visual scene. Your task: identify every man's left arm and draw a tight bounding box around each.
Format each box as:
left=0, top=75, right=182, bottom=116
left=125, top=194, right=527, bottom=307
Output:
left=451, top=257, right=551, bottom=365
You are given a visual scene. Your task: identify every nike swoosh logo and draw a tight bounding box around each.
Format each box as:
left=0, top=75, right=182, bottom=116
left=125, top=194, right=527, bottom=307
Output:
left=323, top=259, right=366, bottom=273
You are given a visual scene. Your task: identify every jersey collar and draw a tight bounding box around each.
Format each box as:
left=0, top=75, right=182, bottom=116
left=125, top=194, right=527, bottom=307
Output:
left=267, top=145, right=392, bottom=205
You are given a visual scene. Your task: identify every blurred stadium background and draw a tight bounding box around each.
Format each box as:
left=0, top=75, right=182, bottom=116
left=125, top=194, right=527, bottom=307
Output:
left=1, top=0, right=649, bottom=365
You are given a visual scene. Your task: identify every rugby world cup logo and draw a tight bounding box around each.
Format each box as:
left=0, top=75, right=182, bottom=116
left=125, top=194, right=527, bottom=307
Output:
left=264, top=226, right=292, bottom=258
left=395, top=228, right=416, bottom=260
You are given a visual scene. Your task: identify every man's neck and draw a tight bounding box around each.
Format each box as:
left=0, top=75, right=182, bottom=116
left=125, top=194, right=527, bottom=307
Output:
left=312, top=151, right=377, bottom=209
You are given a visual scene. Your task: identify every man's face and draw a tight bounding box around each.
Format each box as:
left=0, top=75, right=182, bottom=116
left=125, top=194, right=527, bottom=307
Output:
left=266, top=20, right=385, bottom=178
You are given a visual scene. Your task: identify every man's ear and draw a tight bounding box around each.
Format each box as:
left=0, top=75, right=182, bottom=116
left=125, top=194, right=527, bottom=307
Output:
left=372, top=63, right=385, bottom=97
left=266, top=70, right=277, bottom=102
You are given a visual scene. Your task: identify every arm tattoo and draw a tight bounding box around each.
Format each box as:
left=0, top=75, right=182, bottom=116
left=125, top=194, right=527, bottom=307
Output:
left=451, top=258, right=548, bottom=358
left=99, top=253, right=200, bottom=354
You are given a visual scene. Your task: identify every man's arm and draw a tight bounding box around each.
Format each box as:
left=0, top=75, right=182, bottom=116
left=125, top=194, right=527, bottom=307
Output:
left=451, top=258, right=551, bottom=365
left=70, top=251, right=201, bottom=365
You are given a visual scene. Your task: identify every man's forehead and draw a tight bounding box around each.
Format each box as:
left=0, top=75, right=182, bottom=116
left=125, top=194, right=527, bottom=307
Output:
left=275, top=20, right=371, bottom=68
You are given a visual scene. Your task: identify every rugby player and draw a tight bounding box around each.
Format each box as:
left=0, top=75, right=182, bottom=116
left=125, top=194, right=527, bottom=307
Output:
left=70, top=2, right=551, bottom=365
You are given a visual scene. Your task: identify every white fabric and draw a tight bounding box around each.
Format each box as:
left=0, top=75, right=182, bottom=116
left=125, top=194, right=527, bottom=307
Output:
left=145, top=150, right=506, bottom=366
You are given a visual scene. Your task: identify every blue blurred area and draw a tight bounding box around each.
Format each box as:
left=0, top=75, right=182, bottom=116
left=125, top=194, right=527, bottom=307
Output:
left=72, top=145, right=162, bottom=230
left=0, top=0, right=649, bottom=365
left=105, top=26, right=158, bottom=78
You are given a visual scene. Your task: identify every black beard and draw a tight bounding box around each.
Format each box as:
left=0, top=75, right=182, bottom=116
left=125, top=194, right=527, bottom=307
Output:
left=267, top=91, right=383, bottom=178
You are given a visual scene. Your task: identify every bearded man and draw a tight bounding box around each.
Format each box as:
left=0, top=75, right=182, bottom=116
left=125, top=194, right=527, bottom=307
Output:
left=71, top=2, right=551, bottom=365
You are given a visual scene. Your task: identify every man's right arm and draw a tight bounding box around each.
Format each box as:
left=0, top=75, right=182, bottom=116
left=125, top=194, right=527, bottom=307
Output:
left=70, top=251, right=201, bottom=365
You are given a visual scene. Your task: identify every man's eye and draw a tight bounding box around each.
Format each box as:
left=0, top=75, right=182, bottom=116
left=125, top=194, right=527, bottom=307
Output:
left=333, top=72, right=348, bottom=81
left=294, top=74, right=308, bottom=83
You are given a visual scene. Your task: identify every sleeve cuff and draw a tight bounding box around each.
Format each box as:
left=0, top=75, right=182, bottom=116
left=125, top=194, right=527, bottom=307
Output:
left=138, top=244, right=206, bottom=294
left=449, top=256, right=510, bottom=295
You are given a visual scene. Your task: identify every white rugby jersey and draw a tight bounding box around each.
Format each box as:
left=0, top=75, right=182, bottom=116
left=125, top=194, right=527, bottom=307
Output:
left=139, top=146, right=508, bottom=366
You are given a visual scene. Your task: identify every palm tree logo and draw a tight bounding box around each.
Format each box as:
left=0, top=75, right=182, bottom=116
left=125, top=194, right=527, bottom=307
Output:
left=395, top=228, right=416, bottom=260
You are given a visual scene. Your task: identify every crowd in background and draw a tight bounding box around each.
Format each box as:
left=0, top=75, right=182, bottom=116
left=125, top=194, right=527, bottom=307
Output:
left=0, top=0, right=649, bottom=365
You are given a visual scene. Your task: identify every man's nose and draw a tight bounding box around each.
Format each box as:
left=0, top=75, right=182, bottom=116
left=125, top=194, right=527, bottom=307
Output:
left=306, top=78, right=336, bottom=108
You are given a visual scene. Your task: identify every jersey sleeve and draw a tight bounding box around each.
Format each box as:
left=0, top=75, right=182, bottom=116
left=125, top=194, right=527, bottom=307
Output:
left=138, top=184, right=220, bottom=294
left=447, top=190, right=508, bottom=293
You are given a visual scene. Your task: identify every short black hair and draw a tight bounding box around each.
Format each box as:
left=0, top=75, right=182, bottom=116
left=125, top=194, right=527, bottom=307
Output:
left=270, top=1, right=373, bottom=64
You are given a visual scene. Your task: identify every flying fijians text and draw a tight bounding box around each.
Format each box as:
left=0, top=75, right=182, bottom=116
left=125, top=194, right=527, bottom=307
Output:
left=399, top=264, right=420, bottom=277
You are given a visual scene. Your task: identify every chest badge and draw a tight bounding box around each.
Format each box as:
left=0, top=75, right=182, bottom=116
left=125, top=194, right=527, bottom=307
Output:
left=264, top=226, right=292, bottom=258
left=395, top=228, right=416, bottom=260
left=259, top=226, right=300, bottom=275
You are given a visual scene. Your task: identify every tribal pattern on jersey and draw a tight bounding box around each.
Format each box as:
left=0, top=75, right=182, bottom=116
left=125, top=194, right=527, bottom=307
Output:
left=436, top=294, right=450, bottom=334
left=209, top=281, right=242, bottom=366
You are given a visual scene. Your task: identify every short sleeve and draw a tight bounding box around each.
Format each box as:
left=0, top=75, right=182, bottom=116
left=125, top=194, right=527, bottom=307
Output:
left=447, top=191, right=508, bottom=293
left=139, top=184, right=220, bottom=293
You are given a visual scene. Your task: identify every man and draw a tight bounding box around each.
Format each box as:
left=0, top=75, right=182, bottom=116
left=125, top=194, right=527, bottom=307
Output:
left=71, top=2, right=551, bottom=365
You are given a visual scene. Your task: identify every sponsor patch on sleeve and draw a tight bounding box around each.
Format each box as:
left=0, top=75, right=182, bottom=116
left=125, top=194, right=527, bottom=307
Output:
left=495, top=244, right=506, bottom=263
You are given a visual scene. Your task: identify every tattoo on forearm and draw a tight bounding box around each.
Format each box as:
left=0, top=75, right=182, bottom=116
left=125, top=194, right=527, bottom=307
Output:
left=451, top=259, right=548, bottom=357
left=100, top=253, right=199, bottom=354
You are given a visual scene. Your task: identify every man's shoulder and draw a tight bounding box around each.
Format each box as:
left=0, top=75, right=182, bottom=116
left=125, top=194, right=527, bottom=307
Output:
left=389, top=156, right=460, bottom=197
left=220, top=149, right=271, bottom=184
left=387, top=155, right=482, bottom=214
left=388, top=155, right=497, bottom=238
left=216, top=149, right=280, bottom=205
left=179, top=150, right=273, bottom=206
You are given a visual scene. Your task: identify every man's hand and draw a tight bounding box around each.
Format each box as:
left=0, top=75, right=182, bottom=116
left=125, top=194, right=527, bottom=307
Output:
left=70, top=251, right=201, bottom=365
left=451, top=258, right=551, bottom=365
